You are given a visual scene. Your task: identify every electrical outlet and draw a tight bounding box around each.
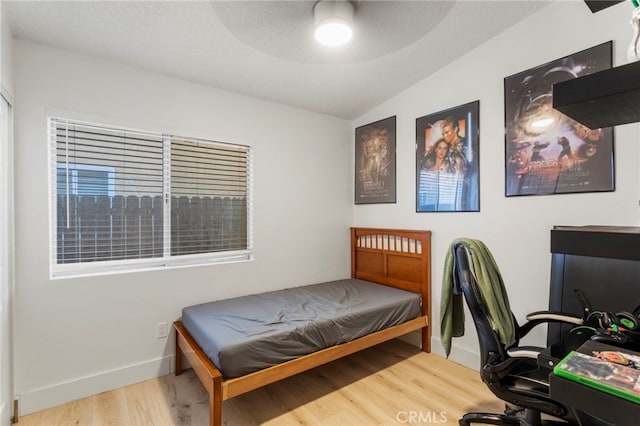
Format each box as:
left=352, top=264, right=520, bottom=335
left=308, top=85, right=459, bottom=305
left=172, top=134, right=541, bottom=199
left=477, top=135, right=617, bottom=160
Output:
left=156, top=322, right=169, bottom=339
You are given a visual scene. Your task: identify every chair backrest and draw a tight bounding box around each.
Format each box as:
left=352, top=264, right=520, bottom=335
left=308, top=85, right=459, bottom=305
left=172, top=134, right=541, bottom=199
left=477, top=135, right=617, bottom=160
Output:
left=453, top=242, right=519, bottom=367
left=452, top=241, right=575, bottom=421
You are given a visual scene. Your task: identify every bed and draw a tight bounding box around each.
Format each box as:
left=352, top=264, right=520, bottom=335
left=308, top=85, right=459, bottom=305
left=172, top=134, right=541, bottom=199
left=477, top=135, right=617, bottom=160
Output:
left=174, top=227, right=432, bottom=426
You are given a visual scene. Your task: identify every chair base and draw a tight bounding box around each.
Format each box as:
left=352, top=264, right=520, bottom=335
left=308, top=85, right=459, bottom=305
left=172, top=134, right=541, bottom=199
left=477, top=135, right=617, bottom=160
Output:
left=459, top=412, right=520, bottom=425
left=459, top=407, right=572, bottom=426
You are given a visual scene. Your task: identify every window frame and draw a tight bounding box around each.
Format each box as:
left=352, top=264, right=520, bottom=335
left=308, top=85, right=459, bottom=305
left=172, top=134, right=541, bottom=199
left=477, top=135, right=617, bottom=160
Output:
left=48, top=117, right=254, bottom=279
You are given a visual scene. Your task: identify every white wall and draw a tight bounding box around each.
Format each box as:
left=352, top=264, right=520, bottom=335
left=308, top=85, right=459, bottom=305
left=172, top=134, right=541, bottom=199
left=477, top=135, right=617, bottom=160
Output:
left=0, top=3, right=14, bottom=425
left=353, top=1, right=640, bottom=368
left=12, top=40, right=352, bottom=415
left=1, top=1, right=13, bottom=97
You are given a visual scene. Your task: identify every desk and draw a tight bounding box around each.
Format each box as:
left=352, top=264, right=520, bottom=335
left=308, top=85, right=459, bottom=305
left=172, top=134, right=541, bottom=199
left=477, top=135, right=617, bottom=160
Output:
left=549, top=341, right=640, bottom=425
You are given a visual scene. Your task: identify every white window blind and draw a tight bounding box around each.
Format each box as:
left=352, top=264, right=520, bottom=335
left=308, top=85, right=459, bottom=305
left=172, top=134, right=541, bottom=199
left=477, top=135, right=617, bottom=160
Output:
left=171, top=138, right=249, bottom=256
left=49, top=117, right=253, bottom=278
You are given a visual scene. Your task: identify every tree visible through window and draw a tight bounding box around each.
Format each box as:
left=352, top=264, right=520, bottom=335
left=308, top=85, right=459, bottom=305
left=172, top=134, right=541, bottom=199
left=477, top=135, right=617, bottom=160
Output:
left=50, top=118, right=253, bottom=278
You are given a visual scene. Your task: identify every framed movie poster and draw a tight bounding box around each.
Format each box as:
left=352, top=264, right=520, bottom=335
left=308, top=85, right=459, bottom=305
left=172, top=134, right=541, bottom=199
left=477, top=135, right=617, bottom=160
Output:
left=505, top=41, right=614, bottom=197
left=355, top=116, right=396, bottom=204
left=416, top=101, right=480, bottom=212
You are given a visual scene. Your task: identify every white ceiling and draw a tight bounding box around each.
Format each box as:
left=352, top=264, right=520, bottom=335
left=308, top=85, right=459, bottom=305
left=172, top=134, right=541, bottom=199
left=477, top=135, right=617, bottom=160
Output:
left=4, top=0, right=552, bottom=119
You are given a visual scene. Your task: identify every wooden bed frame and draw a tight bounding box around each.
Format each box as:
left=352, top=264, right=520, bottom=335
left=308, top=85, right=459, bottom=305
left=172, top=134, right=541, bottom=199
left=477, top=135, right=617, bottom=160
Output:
left=174, top=227, right=431, bottom=426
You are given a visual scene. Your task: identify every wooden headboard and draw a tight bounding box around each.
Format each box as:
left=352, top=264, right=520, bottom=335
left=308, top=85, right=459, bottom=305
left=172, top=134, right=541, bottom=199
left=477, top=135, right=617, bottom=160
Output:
left=351, top=227, right=432, bottom=350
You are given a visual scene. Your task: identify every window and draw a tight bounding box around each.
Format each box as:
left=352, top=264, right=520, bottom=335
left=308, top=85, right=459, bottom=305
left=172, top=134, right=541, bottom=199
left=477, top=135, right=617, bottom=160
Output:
left=49, top=117, right=253, bottom=278
left=56, top=163, right=115, bottom=196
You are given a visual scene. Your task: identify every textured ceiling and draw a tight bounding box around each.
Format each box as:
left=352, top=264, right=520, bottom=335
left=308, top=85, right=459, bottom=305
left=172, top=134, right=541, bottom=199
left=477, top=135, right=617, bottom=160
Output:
left=5, top=0, right=551, bottom=119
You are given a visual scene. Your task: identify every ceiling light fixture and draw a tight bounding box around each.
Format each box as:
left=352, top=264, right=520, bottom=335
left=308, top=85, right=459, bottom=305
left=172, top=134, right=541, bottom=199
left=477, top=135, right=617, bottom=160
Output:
left=313, top=0, right=354, bottom=47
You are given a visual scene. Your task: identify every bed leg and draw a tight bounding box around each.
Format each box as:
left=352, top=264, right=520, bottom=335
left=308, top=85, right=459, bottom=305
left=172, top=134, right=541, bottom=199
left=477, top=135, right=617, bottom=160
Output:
left=421, top=326, right=430, bottom=353
left=175, top=333, right=183, bottom=376
left=210, top=376, right=223, bottom=426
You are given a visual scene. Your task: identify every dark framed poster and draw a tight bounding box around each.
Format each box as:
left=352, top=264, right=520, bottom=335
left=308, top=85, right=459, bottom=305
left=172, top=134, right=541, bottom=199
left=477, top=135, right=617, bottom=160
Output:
left=355, top=116, right=396, bottom=204
left=505, top=41, right=614, bottom=197
left=416, top=101, right=480, bottom=212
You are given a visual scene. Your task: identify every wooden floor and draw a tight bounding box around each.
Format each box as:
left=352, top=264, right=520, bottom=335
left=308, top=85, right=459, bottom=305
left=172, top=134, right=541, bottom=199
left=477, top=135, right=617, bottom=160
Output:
left=18, top=339, right=503, bottom=425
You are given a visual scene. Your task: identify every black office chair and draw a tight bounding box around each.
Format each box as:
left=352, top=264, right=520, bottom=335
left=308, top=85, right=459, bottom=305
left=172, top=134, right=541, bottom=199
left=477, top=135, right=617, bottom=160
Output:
left=451, top=241, right=583, bottom=426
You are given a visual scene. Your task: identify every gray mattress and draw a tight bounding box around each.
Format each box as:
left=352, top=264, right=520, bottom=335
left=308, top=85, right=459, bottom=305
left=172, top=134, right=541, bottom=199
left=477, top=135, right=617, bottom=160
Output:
left=181, top=278, right=422, bottom=377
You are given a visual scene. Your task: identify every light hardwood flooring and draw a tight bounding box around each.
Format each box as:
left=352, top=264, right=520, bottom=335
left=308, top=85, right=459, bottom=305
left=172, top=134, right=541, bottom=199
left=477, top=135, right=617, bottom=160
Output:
left=17, top=339, right=503, bottom=425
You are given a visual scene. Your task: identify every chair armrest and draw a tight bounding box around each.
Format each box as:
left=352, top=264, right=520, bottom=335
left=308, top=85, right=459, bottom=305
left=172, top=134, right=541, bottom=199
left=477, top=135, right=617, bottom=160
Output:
left=526, top=311, right=583, bottom=324
left=506, top=345, right=546, bottom=359
left=481, top=350, right=542, bottom=383
left=519, top=311, right=583, bottom=337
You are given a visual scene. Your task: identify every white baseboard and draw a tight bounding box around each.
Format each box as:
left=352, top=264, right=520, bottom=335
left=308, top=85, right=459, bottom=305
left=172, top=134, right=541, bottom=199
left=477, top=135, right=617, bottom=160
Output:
left=17, top=355, right=173, bottom=417
left=398, top=332, right=480, bottom=371
left=430, top=337, right=480, bottom=371
left=16, top=336, right=480, bottom=417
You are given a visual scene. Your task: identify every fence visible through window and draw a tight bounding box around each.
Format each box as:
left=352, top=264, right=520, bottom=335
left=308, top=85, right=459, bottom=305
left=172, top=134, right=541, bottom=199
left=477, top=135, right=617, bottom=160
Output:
left=56, top=194, right=247, bottom=263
